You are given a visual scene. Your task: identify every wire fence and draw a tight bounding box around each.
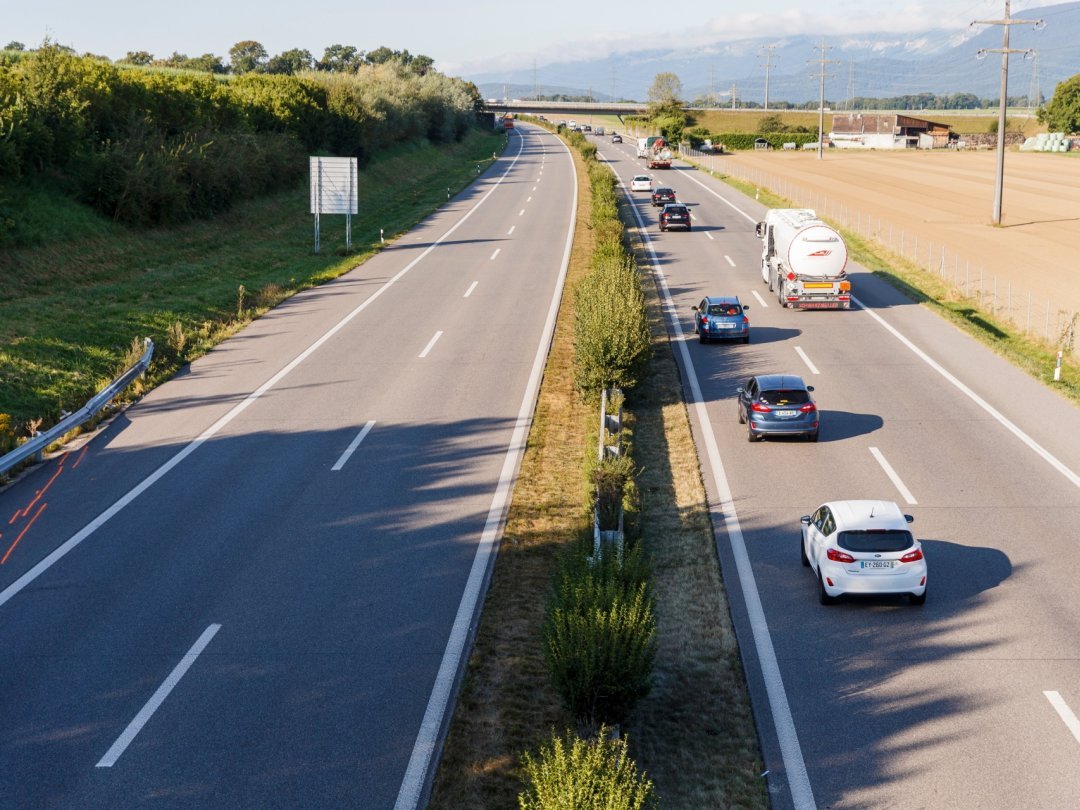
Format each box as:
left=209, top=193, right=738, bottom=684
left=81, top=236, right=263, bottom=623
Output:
left=677, top=145, right=1079, bottom=357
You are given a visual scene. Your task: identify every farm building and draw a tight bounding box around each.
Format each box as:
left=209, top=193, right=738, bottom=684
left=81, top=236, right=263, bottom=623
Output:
left=829, top=114, right=953, bottom=149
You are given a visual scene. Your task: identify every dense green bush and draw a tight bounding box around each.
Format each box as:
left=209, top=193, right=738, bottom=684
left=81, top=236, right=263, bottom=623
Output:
left=543, top=544, right=656, bottom=727
left=518, top=728, right=656, bottom=810
left=710, top=131, right=818, bottom=150
left=0, top=45, right=481, bottom=230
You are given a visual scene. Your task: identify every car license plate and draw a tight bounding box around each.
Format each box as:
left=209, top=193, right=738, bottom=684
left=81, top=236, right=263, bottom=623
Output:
left=861, top=560, right=894, bottom=569
left=776, top=409, right=797, bottom=416
left=715, top=322, right=734, bottom=329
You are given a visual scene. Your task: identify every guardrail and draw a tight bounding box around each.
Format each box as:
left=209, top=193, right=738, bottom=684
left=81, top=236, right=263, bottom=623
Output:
left=0, top=338, right=154, bottom=477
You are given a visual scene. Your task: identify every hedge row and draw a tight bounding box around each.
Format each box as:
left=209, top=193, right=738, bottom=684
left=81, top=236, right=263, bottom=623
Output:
left=0, top=46, right=481, bottom=234
left=701, top=132, right=820, bottom=150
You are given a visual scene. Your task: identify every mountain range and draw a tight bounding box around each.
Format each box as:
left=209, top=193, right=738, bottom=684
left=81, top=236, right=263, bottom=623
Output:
left=467, top=2, right=1080, bottom=105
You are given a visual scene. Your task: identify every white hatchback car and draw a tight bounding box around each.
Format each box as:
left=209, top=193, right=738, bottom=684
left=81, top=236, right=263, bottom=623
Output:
left=801, top=500, right=927, bottom=606
left=630, top=174, right=652, bottom=192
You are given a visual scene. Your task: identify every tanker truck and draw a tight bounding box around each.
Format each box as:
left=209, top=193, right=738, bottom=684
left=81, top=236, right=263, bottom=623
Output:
left=755, top=209, right=851, bottom=309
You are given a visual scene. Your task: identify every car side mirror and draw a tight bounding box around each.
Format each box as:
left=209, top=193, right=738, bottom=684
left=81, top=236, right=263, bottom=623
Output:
left=755, top=222, right=765, bottom=238
left=736, top=387, right=744, bottom=394
left=904, top=514, right=914, bottom=523
left=806, top=386, right=815, bottom=392
left=742, top=305, right=749, bottom=311
left=692, top=306, right=699, bottom=312
left=800, top=515, right=811, bottom=525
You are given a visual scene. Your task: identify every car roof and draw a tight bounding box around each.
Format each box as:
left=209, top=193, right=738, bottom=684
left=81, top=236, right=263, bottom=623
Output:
left=703, top=295, right=741, bottom=305
left=753, top=373, right=808, bottom=390
left=633, top=174, right=650, bottom=180
left=823, top=500, right=911, bottom=532
left=655, top=187, right=674, bottom=192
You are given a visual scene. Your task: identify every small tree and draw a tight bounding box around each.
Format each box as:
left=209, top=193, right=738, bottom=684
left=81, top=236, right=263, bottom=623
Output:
left=519, top=728, right=656, bottom=810
left=120, top=50, right=153, bottom=66
left=228, top=40, right=267, bottom=74
left=1037, top=72, right=1080, bottom=133
left=646, top=71, right=683, bottom=118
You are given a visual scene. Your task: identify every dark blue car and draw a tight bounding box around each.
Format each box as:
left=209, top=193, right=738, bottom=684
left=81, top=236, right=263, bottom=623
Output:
left=693, top=296, right=749, bottom=344
left=737, top=374, right=819, bottom=442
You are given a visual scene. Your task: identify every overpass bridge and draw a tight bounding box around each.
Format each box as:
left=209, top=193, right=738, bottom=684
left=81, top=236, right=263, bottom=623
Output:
left=482, top=100, right=648, bottom=121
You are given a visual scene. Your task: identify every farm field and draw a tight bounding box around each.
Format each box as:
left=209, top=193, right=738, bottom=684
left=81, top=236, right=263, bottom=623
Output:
left=717, top=148, right=1080, bottom=336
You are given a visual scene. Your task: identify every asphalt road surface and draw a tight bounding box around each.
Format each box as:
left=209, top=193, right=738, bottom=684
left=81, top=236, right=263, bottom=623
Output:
left=599, top=136, right=1080, bottom=809
left=0, top=124, right=575, bottom=808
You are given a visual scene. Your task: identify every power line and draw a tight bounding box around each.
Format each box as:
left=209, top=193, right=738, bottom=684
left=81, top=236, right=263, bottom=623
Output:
left=808, top=39, right=840, bottom=160
left=760, top=43, right=779, bottom=111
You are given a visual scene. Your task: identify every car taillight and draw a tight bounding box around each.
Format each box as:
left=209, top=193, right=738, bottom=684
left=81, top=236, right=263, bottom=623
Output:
left=787, top=272, right=796, bottom=281
left=750, top=402, right=771, bottom=413
left=827, top=548, right=856, bottom=563
left=799, top=403, right=816, bottom=413
left=742, top=316, right=749, bottom=325
left=900, top=548, right=924, bottom=563
left=700, top=316, right=708, bottom=325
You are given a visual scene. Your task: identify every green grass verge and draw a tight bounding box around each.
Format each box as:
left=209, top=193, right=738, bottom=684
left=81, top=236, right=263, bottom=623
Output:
left=0, top=128, right=505, bottom=427
left=700, top=168, right=1080, bottom=405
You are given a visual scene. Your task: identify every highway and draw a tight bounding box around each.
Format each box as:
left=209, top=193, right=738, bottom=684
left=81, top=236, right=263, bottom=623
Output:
left=0, top=125, right=575, bottom=808
left=598, top=135, right=1080, bottom=808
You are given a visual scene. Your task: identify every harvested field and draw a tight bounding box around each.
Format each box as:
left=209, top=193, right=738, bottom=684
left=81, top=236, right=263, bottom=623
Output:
left=698, top=148, right=1080, bottom=342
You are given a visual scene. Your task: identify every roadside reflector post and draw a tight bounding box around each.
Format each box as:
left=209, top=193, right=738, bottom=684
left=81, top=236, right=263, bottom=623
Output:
left=380, top=228, right=384, bottom=245
left=1055, top=351, right=1063, bottom=382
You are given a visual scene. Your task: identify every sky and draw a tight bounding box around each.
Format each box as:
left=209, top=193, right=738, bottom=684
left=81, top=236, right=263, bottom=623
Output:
left=3, top=0, right=1070, bottom=78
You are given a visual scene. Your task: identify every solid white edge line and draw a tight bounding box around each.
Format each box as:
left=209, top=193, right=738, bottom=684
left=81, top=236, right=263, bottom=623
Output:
left=868, top=447, right=918, bottom=505
left=616, top=162, right=816, bottom=809
left=852, top=296, right=1080, bottom=491
left=794, top=346, right=820, bottom=375
left=725, top=255, right=736, bottom=267
left=676, top=152, right=1080, bottom=492
left=393, top=129, right=577, bottom=810
left=1045, top=691, right=1080, bottom=746
left=463, top=281, right=479, bottom=298
left=331, top=420, right=376, bottom=472
left=96, top=623, right=221, bottom=767
left=0, top=128, right=531, bottom=611
left=751, top=290, right=769, bottom=308
left=418, top=331, right=443, bottom=359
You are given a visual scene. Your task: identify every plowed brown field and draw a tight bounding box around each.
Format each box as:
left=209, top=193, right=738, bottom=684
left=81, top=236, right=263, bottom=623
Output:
left=702, top=149, right=1080, bottom=337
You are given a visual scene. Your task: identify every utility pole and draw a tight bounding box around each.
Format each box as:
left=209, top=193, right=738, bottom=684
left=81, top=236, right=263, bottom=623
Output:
left=808, top=39, right=839, bottom=161
left=846, top=59, right=854, bottom=111
left=972, top=1, right=1044, bottom=225
left=760, top=43, right=778, bottom=112
left=731, top=83, right=737, bottom=111
left=533, top=59, right=538, bottom=101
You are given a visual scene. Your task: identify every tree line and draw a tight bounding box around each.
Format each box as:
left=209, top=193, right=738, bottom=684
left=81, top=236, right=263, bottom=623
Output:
left=2, top=40, right=432, bottom=77
left=0, top=44, right=483, bottom=240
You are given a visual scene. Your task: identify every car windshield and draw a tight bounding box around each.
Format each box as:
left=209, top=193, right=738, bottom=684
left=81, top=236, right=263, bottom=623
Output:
left=667, top=207, right=687, bottom=215
left=759, top=389, right=809, bottom=405
left=838, top=529, right=914, bottom=553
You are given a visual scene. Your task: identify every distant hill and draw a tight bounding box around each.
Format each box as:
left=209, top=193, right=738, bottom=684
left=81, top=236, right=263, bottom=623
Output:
left=469, top=1, right=1080, bottom=105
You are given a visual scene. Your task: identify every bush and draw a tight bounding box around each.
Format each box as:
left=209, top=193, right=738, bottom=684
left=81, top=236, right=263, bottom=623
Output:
left=518, top=728, right=656, bottom=810
left=543, top=545, right=656, bottom=727
left=591, top=453, right=635, bottom=530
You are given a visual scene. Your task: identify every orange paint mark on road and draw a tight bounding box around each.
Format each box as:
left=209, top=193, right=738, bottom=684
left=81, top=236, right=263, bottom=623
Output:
left=72, top=445, right=89, bottom=470
left=18, top=465, right=64, bottom=519
left=1, top=502, right=47, bottom=564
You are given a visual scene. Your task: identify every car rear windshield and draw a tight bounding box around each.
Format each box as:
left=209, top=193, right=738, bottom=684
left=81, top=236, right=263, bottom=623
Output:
left=759, top=389, right=809, bottom=405
left=837, top=529, right=914, bottom=552
left=707, top=304, right=739, bottom=315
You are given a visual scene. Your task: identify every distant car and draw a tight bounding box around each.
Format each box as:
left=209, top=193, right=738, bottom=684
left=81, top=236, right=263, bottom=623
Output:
left=651, top=187, right=677, bottom=207
left=659, top=203, right=691, bottom=231
left=693, top=295, right=748, bottom=344
left=736, top=374, right=817, bottom=441
left=582, top=124, right=592, bottom=132
left=630, top=175, right=652, bottom=192
left=611, top=134, right=622, bottom=143
left=801, top=500, right=927, bottom=606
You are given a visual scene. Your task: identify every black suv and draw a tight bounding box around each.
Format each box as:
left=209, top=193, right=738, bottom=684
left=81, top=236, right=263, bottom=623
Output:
left=659, top=203, right=691, bottom=231
left=651, top=187, right=677, bottom=207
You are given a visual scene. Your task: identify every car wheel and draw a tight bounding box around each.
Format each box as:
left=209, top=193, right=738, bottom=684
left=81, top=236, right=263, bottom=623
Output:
left=747, top=424, right=760, bottom=443
left=699, top=331, right=707, bottom=344
left=660, top=225, right=666, bottom=232
left=807, top=430, right=819, bottom=442
left=742, top=335, right=750, bottom=345
left=764, top=262, right=773, bottom=290
left=686, top=225, right=691, bottom=231
left=801, top=535, right=810, bottom=567
left=910, top=588, right=927, bottom=606
left=737, top=405, right=745, bottom=424
left=818, top=572, right=836, bottom=605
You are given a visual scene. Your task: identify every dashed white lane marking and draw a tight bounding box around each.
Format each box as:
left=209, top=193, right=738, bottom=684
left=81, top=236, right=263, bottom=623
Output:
left=519, top=209, right=525, bottom=216
left=751, top=290, right=769, bottom=308
left=96, top=624, right=221, bottom=767
left=725, top=255, right=736, bottom=267
left=507, top=226, right=515, bottom=235
left=705, top=231, right=714, bottom=241
left=418, top=331, right=443, bottom=359
left=463, top=281, right=478, bottom=298
left=527, top=196, right=532, bottom=202
left=490, top=248, right=501, bottom=260
left=332, top=421, right=376, bottom=471
left=869, top=447, right=918, bottom=505
left=1045, top=692, right=1080, bottom=746
left=794, top=346, right=820, bottom=375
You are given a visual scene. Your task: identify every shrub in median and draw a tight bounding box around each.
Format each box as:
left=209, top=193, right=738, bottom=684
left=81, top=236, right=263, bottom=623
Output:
left=543, top=544, right=656, bottom=728
left=518, top=727, right=656, bottom=810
